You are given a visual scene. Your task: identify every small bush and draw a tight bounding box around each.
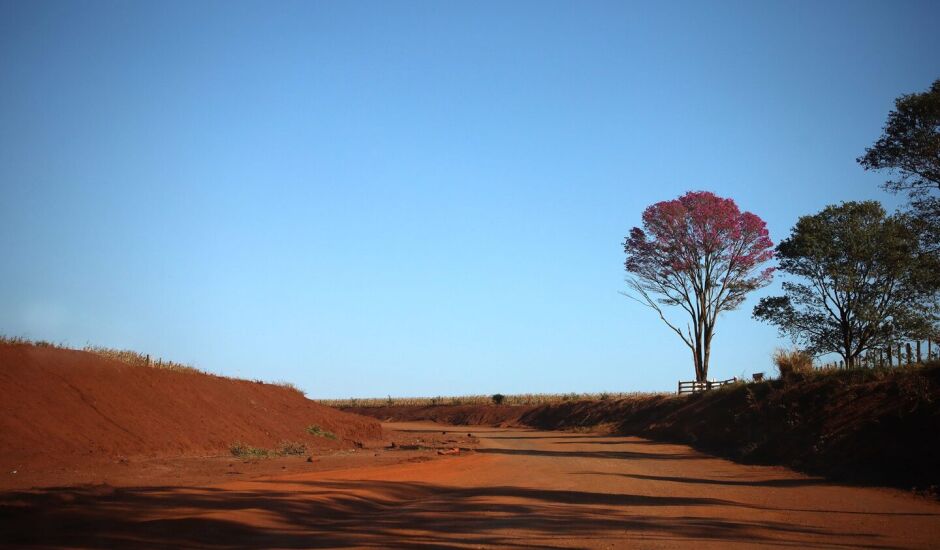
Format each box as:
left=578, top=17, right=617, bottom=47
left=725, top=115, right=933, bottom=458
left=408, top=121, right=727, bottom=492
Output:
left=491, top=393, right=506, bottom=405
left=230, top=442, right=270, bottom=459
left=276, top=441, right=307, bottom=456
left=306, top=425, right=337, bottom=439
left=773, top=348, right=814, bottom=378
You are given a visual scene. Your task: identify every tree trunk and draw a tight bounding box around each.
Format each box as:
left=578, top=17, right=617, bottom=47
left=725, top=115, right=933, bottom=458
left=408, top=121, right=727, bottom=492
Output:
left=691, top=347, right=703, bottom=382
left=701, top=323, right=714, bottom=382
left=692, top=320, right=706, bottom=382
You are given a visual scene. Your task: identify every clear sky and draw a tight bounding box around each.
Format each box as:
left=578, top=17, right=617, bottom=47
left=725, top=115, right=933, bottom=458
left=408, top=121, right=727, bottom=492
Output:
left=1, top=1, right=938, bottom=398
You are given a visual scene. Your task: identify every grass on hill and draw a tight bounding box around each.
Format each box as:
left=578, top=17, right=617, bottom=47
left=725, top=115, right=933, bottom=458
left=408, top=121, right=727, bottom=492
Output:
left=0, top=335, right=305, bottom=396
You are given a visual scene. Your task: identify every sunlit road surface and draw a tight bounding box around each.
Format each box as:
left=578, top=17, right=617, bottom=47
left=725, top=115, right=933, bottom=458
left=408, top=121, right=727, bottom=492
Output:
left=3, top=422, right=939, bottom=549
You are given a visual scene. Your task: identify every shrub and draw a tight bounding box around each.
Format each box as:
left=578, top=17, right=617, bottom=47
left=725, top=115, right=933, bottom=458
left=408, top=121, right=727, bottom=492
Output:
left=306, top=425, right=337, bottom=439
left=491, top=393, right=506, bottom=405
left=773, top=348, right=814, bottom=378
left=276, top=441, right=307, bottom=456
left=230, top=442, right=270, bottom=459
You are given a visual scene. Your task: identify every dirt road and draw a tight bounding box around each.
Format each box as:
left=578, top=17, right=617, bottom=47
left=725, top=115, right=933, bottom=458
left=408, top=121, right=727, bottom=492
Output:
left=3, top=422, right=939, bottom=548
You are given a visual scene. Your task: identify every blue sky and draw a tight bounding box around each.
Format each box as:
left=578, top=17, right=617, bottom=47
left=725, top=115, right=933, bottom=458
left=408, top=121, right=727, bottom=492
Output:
left=1, top=1, right=938, bottom=397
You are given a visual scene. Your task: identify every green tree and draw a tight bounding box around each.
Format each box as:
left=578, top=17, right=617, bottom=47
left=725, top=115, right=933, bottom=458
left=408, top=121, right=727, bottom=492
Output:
left=859, top=79, right=940, bottom=257
left=753, top=202, right=936, bottom=367
left=859, top=79, right=940, bottom=344
left=858, top=78, right=940, bottom=196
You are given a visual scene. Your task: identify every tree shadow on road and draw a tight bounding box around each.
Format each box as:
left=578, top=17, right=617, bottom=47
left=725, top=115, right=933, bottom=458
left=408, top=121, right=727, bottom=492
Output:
left=474, top=446, right=710, bottom=461
left=584, top=472, right=829, bottom=488
left=554, top=439, right=682, bottom=445
left=0, top=478, right=903, bottom=549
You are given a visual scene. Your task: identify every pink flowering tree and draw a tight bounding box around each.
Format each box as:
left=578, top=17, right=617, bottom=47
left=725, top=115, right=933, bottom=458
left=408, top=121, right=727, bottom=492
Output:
left=623, top=191, right=774, bottom=382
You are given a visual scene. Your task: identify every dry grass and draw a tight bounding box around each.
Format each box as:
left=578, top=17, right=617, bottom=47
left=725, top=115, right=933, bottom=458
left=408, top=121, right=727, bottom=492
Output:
left=82, top=345, right=203, bottom=374
left=0, top=335, right=67, bottom=348
left=316, top=391, right=662, bottom=408
left=0, top=336, right=202, bottom=374
left=275, top=440, right=308, bottom=456
left=773, top=348, right=814, bottom=377
left=0, top=336, right=308, bottom=395
left=273, top=380, right=306, bottom=397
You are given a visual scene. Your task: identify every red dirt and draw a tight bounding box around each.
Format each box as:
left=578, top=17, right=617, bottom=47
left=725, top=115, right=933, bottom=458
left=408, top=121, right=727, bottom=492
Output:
left=345, top=365, right=940, bottom=492
left=0, top=343, right=382, bottom=489
left=4, top=345, right=938, bottom=547
left=2, top=422, right=938, bottom=548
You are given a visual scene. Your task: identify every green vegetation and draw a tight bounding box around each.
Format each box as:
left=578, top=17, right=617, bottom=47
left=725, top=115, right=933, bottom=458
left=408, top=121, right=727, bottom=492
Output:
left=491, top=393, right=506, bottom=405
left=754, top=202, right=937, bottom=368
left=276, top=440, right=307, bottom=456
left=858, top=79, right=940, bottom=201
left=230, top=440, right=309, bottom=459
left=306, top=425, right=337, bottom=439
left=229, top=442, right=270, bottom=459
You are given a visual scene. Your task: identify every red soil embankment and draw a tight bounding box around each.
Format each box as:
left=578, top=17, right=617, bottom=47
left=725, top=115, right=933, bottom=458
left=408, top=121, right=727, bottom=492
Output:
left=346, top=364, right=940, bottom=492
left=0, top=343, right=382, bottom=473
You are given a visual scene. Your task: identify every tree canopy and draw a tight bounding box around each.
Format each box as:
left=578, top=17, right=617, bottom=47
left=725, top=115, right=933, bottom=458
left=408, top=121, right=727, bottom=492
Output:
left=858, top=78, right=940, bottom=196
left=753, top=201, right=937, bottom=367
left=624, top=191, right=774, bottom=382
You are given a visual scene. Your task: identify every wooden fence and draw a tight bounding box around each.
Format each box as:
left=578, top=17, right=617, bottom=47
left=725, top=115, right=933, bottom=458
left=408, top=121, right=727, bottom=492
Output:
left=820, top=338, right=939, bottom=370
left=677, top=377, right=738, bottom=395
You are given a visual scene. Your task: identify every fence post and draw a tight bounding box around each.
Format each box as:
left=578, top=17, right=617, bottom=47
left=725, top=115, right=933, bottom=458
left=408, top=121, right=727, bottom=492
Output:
left=916, top=341, right=922, bottom=363
left=906, top=343, right=912, bottom=365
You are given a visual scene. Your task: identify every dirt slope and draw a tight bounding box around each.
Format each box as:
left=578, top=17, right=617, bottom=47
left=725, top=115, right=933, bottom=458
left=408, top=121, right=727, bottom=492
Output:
left=0, top=343, right=381, bottom=474
left=346, top=364, right=940, bottom=492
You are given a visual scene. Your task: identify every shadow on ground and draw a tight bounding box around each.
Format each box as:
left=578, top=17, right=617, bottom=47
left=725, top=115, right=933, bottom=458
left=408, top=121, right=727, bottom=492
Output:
left=0, top=477, right=911, bottom=549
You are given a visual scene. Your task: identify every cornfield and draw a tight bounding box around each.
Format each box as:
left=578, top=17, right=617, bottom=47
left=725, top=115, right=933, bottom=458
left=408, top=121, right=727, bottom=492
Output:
left=315, top=391, right=662, bottom=408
